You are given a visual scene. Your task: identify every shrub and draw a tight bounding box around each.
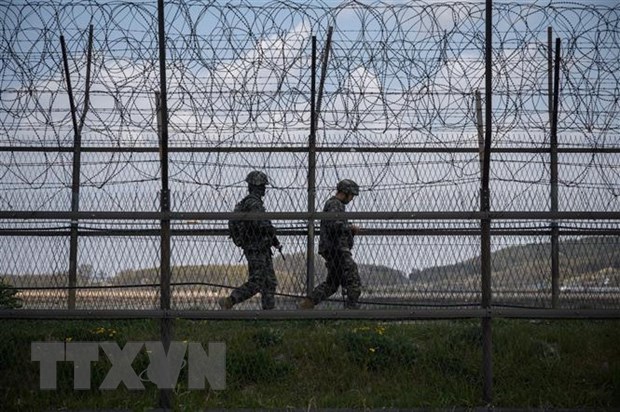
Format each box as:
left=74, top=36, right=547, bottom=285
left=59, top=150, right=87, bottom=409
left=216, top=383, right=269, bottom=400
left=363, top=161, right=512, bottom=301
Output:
left=0, top=280, right=22, bottom=309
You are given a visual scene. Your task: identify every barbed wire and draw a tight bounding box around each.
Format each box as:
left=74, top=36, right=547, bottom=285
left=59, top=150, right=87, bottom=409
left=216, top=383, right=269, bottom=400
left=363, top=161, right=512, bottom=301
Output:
left=0, top=0, right=619, bottom=215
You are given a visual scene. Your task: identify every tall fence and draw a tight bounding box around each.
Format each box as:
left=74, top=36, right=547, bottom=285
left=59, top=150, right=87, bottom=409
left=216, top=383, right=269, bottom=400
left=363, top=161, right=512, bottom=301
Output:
left=1, top=0, right=619, bottom=404
left=1, top=0, right=618, bottom=314
left=0, top=1, right=620, bottom=312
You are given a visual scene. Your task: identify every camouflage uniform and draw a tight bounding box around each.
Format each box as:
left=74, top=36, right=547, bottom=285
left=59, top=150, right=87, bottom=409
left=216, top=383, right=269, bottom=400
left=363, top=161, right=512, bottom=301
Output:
left=228, top=172, right=280, bottom=310
left=308, top=185, right=361, bottom=309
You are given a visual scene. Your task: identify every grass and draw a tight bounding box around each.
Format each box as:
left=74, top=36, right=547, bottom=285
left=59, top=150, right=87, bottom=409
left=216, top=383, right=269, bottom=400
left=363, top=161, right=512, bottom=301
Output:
left=0, top=318, right=618, bottom=410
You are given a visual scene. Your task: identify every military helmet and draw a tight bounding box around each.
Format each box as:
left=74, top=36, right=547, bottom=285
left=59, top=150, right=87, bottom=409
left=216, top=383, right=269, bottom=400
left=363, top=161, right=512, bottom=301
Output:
left=245, top=170, right=269, bottom=186
left=336, top=179, right=359, bottom=196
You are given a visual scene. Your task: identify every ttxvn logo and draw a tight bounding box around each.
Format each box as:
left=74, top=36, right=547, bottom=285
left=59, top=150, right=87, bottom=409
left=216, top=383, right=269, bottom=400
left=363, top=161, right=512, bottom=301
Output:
left=31, top=341, right=226, bottom=390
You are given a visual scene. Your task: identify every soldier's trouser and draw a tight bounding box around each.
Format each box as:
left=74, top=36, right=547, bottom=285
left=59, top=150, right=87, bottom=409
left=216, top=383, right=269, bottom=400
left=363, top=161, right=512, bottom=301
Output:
left=309, top=249, right=361, bottom=308
left=230, top=248, right=277, bottom=309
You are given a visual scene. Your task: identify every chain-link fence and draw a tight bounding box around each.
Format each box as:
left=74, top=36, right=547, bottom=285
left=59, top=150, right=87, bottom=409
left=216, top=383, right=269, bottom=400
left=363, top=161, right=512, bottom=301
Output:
left=1, top=2, right=619, bottom=407
left=1, top=0, right=618, bottom=315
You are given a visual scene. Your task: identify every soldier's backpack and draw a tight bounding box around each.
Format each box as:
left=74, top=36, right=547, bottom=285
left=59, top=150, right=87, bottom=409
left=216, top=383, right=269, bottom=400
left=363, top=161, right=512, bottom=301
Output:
left=228, top=201, right=247, bottom=247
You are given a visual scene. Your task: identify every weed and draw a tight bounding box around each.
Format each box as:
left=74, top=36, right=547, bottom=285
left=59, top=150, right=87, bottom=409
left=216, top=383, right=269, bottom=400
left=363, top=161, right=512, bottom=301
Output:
left=342, top=324, right=418, bottom=371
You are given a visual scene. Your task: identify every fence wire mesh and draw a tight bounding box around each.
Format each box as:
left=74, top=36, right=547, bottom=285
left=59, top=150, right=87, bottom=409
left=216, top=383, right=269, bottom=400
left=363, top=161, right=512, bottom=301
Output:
left=0, top=0, right=619, bottom=314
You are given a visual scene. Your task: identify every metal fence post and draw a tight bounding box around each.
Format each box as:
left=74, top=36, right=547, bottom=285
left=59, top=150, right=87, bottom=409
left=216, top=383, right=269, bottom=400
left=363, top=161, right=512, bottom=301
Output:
left=548, top=27, right=553, bottom=124
left=551, top=37, right=562, bottom=309
left=481, top=0, right=494, bottom=404
left=307, top=35, right=317, bottom=296
left=307, top=27, right=333, bottom=296
left=157, top=0, right=173, bottom=408
left=60, top=25, right=93, bottom=310
left=60, top=36, right=79, bottom=310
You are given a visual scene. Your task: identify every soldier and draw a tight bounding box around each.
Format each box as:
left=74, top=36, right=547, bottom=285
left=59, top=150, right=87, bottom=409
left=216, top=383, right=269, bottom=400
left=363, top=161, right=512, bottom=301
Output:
left=298, top=179, right=362, bottom=309
left=219, top=171, right=282, bottom=310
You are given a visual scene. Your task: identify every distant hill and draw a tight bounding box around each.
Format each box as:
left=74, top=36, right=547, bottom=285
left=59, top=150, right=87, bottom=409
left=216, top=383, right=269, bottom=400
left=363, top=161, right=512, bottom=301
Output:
left=1, top=264, right=97, bottom=288
left=408, top=236, right=620, bottom=289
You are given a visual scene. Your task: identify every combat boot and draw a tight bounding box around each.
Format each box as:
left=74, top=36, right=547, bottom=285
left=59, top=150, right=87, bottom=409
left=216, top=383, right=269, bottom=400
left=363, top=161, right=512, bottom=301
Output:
left=218, top=296, right=234, bottom=309
left=297, top=297, right=315, bottom=310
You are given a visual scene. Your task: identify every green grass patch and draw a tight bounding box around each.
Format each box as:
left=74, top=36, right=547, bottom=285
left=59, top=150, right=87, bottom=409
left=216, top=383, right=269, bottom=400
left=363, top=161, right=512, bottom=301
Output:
left=0, top=318, right=618, bottom=410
